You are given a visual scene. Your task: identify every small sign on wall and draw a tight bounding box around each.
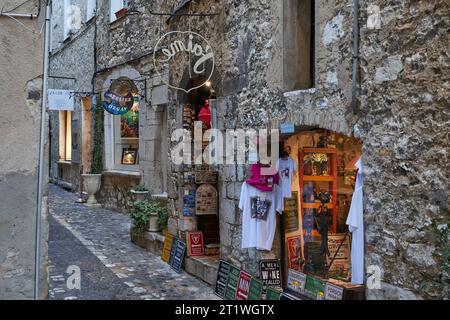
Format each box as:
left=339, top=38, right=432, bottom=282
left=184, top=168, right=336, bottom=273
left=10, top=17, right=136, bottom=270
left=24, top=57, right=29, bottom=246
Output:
left=186, top=231, right=204, bottom=256
left=48, top=89, right=74, bottom=111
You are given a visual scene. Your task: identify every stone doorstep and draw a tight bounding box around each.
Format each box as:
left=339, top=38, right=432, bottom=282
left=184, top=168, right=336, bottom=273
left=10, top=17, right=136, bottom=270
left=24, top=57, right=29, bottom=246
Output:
left=130, top=228, right=165, bottom=256
left=184, top=255, right=220, bottom=286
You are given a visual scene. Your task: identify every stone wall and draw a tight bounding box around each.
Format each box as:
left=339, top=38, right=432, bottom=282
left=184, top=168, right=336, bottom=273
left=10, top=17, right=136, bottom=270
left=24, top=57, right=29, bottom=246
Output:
left=0, top=0, right=48, bottom=299
left=357, top=0, right=449, bottom=300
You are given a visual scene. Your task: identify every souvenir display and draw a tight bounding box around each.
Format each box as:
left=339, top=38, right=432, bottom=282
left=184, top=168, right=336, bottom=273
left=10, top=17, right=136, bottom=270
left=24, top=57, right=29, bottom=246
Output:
left=195, top=183, right=218, bottom=215
left=182, top=188, right=196, bottom=216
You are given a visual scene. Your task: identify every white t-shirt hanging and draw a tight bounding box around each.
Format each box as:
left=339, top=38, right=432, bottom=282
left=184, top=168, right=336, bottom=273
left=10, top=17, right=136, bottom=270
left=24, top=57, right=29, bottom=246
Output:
left=276, top=157, right=297, bottom=198
left=239, top=182, right=283, bottom=251
left=346, top=158, right=364, bottom=284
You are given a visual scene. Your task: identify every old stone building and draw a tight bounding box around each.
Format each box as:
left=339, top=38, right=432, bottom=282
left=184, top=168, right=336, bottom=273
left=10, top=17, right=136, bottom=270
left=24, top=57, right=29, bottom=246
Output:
left=47, top=0, right=449, bottom=300
left=0, top=0, right=48, bottom=299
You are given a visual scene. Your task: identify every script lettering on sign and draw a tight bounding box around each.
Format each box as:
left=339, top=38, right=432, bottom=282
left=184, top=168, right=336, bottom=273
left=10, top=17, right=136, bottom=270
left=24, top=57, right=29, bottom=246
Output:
left=259, top=259, right=282, bottom=291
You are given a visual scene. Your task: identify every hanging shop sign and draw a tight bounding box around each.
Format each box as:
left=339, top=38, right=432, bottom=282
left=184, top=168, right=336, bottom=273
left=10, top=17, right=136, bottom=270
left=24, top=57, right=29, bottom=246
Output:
left=186, top=231, right=204, bottom=256
left=287, top=236, right=302, bottom=270
left=282, top=192, right=299, bottom=233
left=102, top=90, right=135, bottom=115
left=235, top=270, right=252, bottom=300
left=259, top=259, right=282, bottom=291
left=195, top=183, right=218, bottom=215
left=248, top=278, right=263, bottom=300
left=286, top=269, right=307, bottom=294
left=161, top=233, right=175, bottom=263
left=153, top=31, right=215, bottom=93
left=169, top=238, right=186, bottom=273
left=265, top=287, right=282, bottom=300
left=224, top=264, right=240, bottom=300
left=48, top=89, right=74, bottom=111
left=215, top=260, right=231, bottom=299
left=324, top=282, right=344, bottom=300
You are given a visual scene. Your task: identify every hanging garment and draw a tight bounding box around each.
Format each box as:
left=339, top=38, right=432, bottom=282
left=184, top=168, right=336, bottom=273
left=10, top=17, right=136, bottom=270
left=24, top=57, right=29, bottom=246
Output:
left=276, top=156, right=297, bottom=198
left=239, top=182, right=283, bottom=251
left=346, top=158, right=364, bottom=284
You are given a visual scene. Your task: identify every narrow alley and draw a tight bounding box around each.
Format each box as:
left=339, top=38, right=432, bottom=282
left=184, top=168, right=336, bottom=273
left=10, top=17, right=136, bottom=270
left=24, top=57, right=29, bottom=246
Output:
left=47, top=184, right=218, bottom=300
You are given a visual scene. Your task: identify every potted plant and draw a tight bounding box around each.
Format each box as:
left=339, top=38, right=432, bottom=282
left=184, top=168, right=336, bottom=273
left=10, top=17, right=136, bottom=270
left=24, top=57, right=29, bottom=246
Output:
left=131, top=201, right=168, bottom=233
left=82, top=100, right=104, bottom=207
left=157, top=205, right=169, bottom=235
left=130, top=184, right=150, bottom=201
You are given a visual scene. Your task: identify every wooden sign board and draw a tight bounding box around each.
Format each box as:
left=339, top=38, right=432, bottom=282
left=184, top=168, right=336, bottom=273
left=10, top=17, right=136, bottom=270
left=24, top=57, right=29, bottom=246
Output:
left=161, top=233, right=174, bottom=263
left=265, top=287, right=282, bottom=300
left=325, top=282, right=344, bottom=300
left=195, top=184, right=218, bottom=215
left=195, top=171, right=218, bottom=184
left=215, top=260, right=231, bottom=299
left=248, top=278, right=263, bottom=300
left=236, top=270, right=252, bottom=300
left=304, top=275, right=326, bottom=299
left=224, top=265, right=240, bottom=300
left=170, top=239, right=186, bottom=273
left=327, top=233, right=350, bottom=278
left=259, top=259, right=282, bottom=291
left=287, top=236, right=302, bottom=270
left=186, top=231, right=204, bottom=256
left=282, top=192, right=299, bottom=233
left=286, top=269, right=307, bottom=294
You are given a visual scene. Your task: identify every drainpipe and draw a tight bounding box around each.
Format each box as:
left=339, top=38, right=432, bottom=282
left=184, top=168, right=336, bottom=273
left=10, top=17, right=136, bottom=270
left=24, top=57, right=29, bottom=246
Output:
left=0, top=12, right=38, bottom=18
left=34, top=1, right=51, bottom=300
left=351, top=0, right=359, bottom=115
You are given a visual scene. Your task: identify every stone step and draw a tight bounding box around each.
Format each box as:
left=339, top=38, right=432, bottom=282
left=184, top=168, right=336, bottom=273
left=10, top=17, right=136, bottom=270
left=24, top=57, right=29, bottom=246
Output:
left=184, top=255, right=220, bottom=286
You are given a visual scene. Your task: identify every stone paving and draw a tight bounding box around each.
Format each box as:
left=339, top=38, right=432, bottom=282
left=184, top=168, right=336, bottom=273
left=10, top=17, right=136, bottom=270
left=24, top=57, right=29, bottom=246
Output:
left=48, top=184, right=219, bottom=300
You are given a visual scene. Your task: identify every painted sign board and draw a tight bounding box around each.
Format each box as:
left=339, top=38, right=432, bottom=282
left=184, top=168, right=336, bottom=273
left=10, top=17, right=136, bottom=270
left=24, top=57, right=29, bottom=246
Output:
left=259, top=259, right=282, bottom=291
left=325, top=282, right=344, bottom=300
left=304, top=275, right=326, bottom=299
left=215, top=260, right=231, bottom=299
left=186, top=231, right=204, bottom=256
left=224, top=265, right=240, bottom=300
left=287, top=236, right=302, bottom=270
left=286, top=269, right=307, bottom=294
left=265, top=287, right=282, bottom=300
left=48, top=89, right=74, bottom=111
left=248, top=278, right=263, bottom=300
left=169, top=238, right=186, bottom=273
left=161, top=233, right=174, bottom=263
left=282, top=192, right=299, bottom=233
left=235, top=270, right=252, bottom=300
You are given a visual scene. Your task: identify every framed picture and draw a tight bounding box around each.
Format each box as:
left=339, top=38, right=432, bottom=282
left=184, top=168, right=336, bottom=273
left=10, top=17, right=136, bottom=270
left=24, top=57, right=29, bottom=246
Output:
left=121, top=148, right=137, bottom=165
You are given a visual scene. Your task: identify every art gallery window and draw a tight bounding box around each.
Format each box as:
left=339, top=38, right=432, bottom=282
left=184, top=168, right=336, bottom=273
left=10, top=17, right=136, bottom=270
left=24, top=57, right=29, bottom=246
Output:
left=59, top=110, right=72, bottom=162
left=283, top=0, right=315, bottom=90
left=279, top=129, right=365, bottom=299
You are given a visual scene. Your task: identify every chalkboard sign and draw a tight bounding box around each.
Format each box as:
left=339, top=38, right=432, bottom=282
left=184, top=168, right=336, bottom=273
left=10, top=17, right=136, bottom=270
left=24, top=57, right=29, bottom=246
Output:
left=248, top=278, right=263, bottom=300
left=304, top=275, right=326, bottom=299
left=170, top=239, right=186, bottom=273
left=236, top=271, right=252, bottom=300
left=282, top=192, right=299, bottom=233
left=265, top=287, right=281, bottom=300
left=224, top=265, right=240, bottom=300
left=161, top=233, right=174, bottom=263
left=259, top=259, right=282, bottom=291
left=215, top=260, right=231, bottom=299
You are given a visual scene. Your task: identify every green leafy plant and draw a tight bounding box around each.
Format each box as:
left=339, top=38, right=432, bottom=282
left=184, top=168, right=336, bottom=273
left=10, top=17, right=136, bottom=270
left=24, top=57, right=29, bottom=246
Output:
left=130, top=200, right=168, bottom=232
left=90, top=99, right=104, bottom=174
left=157, top=205, right=169, bottom=228
left=131, top=184, right=150, bottom=192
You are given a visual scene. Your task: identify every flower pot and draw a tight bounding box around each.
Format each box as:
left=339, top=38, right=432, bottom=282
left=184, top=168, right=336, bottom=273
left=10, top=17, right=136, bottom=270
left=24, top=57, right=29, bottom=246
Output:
left=131, top=189, right=149, bottom=201
left=147, top=213, right=162, bottom=232
left=81, top=174, right=102, bottom=206
left=115, top=8, right=128, bottom=19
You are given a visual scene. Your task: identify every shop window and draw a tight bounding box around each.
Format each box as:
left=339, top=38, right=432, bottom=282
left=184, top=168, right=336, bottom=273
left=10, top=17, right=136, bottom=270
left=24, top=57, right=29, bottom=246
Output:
left=113, top=98, right=139, bottom=170
left=283, top=0, right=314, bottom=90
left=280, top=129, right=363, bottom=298
left=59, top=111, right=72, bottom=161
left=86, top=0, right=96, bottom=21
left=110, top=0, right=128, bottom=22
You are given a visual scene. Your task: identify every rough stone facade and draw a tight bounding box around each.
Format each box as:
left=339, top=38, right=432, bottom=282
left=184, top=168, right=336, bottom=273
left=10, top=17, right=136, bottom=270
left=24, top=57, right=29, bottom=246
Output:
left=0, top=0, right=48, bottom=299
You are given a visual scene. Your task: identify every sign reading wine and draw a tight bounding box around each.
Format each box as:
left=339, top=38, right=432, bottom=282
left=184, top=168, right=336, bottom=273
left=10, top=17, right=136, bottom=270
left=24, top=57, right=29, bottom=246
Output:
left=259, top=259, right=282, bottom=291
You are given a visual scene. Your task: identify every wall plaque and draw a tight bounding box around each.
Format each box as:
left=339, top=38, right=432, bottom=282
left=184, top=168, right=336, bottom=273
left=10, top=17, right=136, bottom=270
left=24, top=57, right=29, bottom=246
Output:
left=215, top=260, right=231, bottom=299
left=282, top=192, right=299, bottom=233
left=248, top=278, right=263, bottom=300
left=170, top=238, right=186, bottom=273
left=265, top=287, right=281, bottom=300
left=287, top=235, right=302, bottom=270
left=304, top=275, right=326, bottom=299
left=195, top=183, right=218, bottom=215
left=259, top=259, right=282, bottom=291
left=236, top=270, right=252, bottom=300
left=325, top=282, right=344, bottom=300
left=186, top=231, right=204, bottom=256
left=161, top=233, right=174, bottom=263
left=224, top=265, right=240, bottom=300
left=286, top=269, right=307, bottom=294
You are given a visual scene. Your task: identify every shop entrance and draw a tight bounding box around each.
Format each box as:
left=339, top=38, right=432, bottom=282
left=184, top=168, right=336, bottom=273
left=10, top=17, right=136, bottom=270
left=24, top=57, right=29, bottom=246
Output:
left=279, top=128, right=364, bottom=299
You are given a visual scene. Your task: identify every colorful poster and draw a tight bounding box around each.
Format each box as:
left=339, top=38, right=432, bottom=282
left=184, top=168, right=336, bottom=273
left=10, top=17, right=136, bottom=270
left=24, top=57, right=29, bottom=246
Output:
left=286, top=269, right=306, bottom=294
left=287, top=236, right=303, bottom=270
left=235, top=271, right=252, bottom=300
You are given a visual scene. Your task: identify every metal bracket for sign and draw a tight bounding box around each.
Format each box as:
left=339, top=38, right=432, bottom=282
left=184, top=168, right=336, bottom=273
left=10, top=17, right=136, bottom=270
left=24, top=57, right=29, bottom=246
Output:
left=109, top=78, right=148, bottom=103
left=69, top=91, right=92, bottom=99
